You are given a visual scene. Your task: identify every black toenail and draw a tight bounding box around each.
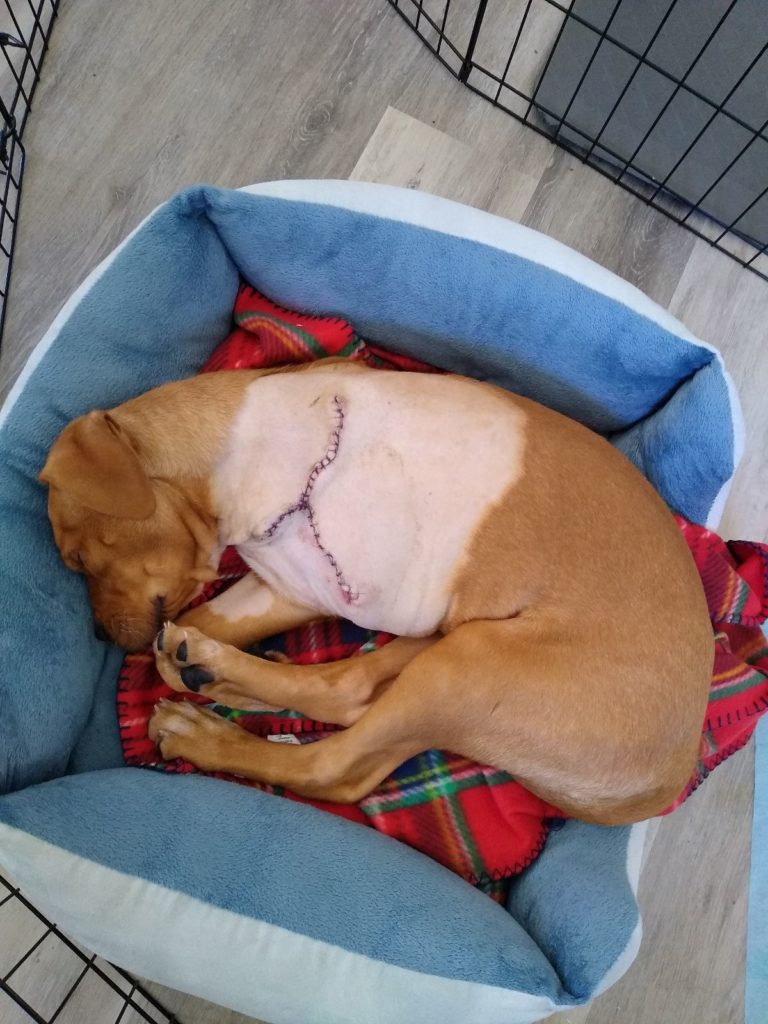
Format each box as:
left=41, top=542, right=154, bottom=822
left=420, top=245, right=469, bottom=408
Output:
left=181, top=665, right=215, bottom=691
left=176, top=639, right=188, bottom=662
left=156, top=628, right=164, bottom=651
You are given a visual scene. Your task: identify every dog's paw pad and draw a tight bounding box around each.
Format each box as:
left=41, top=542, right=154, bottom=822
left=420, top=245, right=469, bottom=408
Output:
left=180, top=665, right=215, bottom=691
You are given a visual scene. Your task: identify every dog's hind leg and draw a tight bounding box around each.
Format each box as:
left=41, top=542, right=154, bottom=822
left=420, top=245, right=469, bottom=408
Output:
left=154, top=623, right=435, bottom=725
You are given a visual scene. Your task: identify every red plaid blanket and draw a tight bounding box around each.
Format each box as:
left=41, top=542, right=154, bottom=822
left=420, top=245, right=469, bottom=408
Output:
left=118, top=284, right=768, bottom=901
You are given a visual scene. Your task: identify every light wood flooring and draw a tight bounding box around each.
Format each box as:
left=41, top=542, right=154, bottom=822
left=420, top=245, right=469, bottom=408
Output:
left=0, top=3, right=765, bottom=1022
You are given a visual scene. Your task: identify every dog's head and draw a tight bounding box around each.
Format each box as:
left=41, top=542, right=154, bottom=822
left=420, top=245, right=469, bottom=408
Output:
left=40, top=411, right=219, bottom=650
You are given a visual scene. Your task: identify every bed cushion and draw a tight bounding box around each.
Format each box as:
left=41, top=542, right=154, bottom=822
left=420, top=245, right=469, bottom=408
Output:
left=0, top=769, right=646, bottom=1022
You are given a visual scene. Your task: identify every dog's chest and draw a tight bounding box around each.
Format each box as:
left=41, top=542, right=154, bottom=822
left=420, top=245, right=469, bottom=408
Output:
left=214, top=369, right=526, bottom=635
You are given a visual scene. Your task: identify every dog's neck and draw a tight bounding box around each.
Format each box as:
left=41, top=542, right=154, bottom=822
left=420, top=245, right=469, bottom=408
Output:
left=114, top=371, right=260, bottom=490
left=112, top=374, right=262, bottom=564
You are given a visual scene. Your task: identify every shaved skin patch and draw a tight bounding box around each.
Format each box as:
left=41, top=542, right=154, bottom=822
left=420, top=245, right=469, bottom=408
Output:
left=215, top=368, right=527, bottom=636
left=252, top=396, right=358, bottom=603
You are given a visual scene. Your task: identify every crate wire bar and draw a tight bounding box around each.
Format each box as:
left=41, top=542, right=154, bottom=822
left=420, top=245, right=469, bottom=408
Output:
left=0, top=873, right=179, bottom=1024
left=388, top=0, right=768, bottom=281
left=0, top=0, right=60, bottom=347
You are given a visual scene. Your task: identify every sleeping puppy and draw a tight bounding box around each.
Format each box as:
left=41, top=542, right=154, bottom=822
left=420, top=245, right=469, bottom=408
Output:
left=40, top=360, right=713, bottom=824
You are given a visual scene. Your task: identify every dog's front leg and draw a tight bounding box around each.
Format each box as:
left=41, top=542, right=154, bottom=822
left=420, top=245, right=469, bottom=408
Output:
left=153, top=624, right=436, bottom=725
left=147, top=627, right=449, bottom=801
left=174, top=574, right=325, bottom=649
left=149, top=616, right=697, bottom=821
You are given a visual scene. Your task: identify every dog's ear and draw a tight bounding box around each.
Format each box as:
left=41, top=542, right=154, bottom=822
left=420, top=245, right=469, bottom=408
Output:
left=39, top=411, right=156, bottom=519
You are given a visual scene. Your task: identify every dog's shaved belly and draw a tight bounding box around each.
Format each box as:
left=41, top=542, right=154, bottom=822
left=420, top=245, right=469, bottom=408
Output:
left=216, top=368, right=527, bottom=635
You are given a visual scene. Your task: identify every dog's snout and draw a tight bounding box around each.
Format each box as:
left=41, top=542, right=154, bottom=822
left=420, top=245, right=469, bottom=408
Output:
left=93, top=621, right=110, bottom=643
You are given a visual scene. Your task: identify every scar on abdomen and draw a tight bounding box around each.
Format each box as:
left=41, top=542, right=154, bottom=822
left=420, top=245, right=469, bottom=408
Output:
left=253, top=396, right=358, bottom=603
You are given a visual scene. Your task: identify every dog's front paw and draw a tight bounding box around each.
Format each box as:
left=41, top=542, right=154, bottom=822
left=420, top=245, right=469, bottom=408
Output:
left=153, top=622, right=226, bottom=693
left=148, top=698, right=241, bottom=771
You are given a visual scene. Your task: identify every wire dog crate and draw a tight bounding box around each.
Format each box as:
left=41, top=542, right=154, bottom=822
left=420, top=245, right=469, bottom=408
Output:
left=388, top=0, right=768, bottom=281
left=0, top=0, right=59, bottom=347
left=0, top=873, right=179, bottom=1024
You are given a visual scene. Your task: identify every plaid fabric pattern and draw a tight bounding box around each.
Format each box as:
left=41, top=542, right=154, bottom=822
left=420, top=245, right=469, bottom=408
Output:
left=117, top=283, right=768, bottom=901
left=665, top=518, right=768, bottom=812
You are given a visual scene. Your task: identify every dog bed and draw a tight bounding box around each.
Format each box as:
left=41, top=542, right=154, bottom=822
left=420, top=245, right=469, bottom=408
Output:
left=119, top=282, right=768, bottom=905
left=0, top=181, right=747, bottom=1024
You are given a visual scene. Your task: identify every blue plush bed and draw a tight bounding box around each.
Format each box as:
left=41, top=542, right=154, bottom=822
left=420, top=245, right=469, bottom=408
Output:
left=0, top=181, right=742, bottom=1023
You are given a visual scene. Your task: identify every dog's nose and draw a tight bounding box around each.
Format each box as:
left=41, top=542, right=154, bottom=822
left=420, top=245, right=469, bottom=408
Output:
left=93, top=621, right=110, bottom=643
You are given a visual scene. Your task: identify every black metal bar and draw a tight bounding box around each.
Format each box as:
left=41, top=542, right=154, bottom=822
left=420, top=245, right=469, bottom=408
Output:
left=436, top=0, right=452, bottom=58
left=0, top=873, right=179, bottom=1023
left=5, top=0, right=60, bottom=135
left=550, top=0, right=625, bottom=138
left=388, top=0, right=464, bottom=65
left=711, top=178, right=768, bottom=245
left=613, top=0, right=742, bottom=181
left=0, top=37, right=33, bottom=112
left=582, top=0, right=683, bottom=162
left=458, top=0, right=488, bottom=82
left=478, top=60, right=664, bottom=170
left=5, top=0, right=37, bottom=55
left=461, top=70, right=768, bottom=281
left=493, top=0, right=535, bottom=105
left=47, top=956, right=95, bottom=1024
left=478, top=48, right=768, bottom=249
left=112, top=979, right=174, bottom=1024
left=25, top=0, right=45, bottom=32
left=0, top=135, right=21, bottom=299
left=526, top=1, right=573, bottom=120
left=414, top=0, right=425, bottom=33
left=111, top=963, right=181, bottom=1022
left=0, top=0, right=60, bottom=350
left=113, top=982, right=138, bottom=1024
left=5, top=0, right=41, bottom=89
left=681, top=114, right=768, bottom=227
left=647, top=41, right=768, bottom=204
left=745, top=238, right=768, bottom=267
left=391, top=0, right=766, bottom=143
left=3, top=926, right=53, bottom=981
left=0, top=977, right=49, bottom=1024
left=527, top=0, right=768, bottom=147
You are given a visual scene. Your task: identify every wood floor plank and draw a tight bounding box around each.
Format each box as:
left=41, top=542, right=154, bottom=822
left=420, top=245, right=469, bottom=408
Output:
left=519, top=145, right=698, bottom=307
left=350, top=105, right=539, bottom=216
left=0, top=0, right=426, bottom=398
left=580, top=747, right=753, bottom=1024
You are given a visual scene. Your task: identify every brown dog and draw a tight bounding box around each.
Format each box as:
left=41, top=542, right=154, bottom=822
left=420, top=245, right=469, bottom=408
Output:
left=41, top=360, right=713, bottom=824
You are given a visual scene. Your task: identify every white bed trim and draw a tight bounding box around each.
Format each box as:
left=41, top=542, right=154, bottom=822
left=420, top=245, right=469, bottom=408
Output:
left=591, top=821, right=647, bottom=998
left=0, top=825, right=560, bottom=1024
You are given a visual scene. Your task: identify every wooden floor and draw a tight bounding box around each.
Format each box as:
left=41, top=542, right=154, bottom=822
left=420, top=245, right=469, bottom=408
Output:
left=0, top=2, right=765, bottom=1022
